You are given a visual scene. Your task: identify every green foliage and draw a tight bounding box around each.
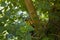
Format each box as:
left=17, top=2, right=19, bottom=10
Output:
left=0, top=0, right=60, bottom=40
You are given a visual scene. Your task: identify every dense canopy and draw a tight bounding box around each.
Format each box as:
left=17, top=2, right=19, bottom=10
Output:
left=0, top=0, right=60, bottom=40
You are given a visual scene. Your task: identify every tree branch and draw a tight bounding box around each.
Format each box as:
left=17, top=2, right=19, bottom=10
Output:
left=24, top=0, right=45, bottom=38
